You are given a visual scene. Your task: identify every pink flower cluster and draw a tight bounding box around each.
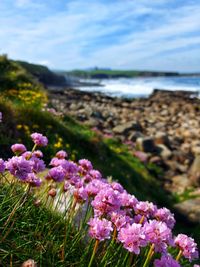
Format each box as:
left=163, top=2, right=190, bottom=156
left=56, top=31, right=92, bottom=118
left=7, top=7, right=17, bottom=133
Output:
left=2, top=133, right=47, bottom=186
left=175, top=234, right=199, bottom=262
left=1, top=132, right=199, bottom=265
left=43, top=146, right=199, bottom=265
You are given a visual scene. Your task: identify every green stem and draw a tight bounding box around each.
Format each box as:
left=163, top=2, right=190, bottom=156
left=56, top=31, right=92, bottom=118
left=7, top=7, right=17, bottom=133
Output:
left=176, top=250, right=182, bottom=262
left=142, top=244, right=155, bottom=267
left=88, top=239, right=99, bottom=267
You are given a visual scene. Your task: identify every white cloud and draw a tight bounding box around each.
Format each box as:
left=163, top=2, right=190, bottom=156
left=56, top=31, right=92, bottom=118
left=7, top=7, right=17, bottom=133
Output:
left=0, top=0, right=200, bottom=71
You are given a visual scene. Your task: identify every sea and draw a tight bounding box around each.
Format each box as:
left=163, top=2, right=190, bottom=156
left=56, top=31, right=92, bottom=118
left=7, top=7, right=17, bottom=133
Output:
left=75, top=76, right=200, bottom=98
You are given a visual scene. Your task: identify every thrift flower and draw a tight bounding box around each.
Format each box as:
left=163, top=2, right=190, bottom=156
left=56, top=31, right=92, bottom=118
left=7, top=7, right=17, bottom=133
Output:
left=30, top=157, right=45, bottom=173
left=56, top=150, right=68, bottom=159
left=0, top=158, right=5, bottom=173
left=11, top=144, right=27, bottom=155
left=155, top=207, right=175, bottom=229
left=143, top=220, right=173, bottom=253
left=47, top=166, right=66, bottom=182
left=110, top=210, right=133, bottom=230
left=119, top=191, right=138, bottom=208
left=89, top=169, right=102, bottom=180
left=31, top=132, right=48, bottom=146
left=91, top=187, right=121, bottom=217
left=111, top=182, right=124, bottom=193
left=33, top=150, right=43, bottom=158
left=78, top=159, right=93, bottom=174
left=135, top=201, right=157, bottom=218
left=175, top=234, right=199, bottom=261
left=154, top=254, right=181, bottom=267
left=85, top=179, right=108, bottom=197
left=6, top=156, right=32, bottom=180
left=88, top=217, right=113, bottom=241
left=73, top=186, right=88, bottom=202
left=27, top=173, right=42, bottom=187
left=118, top=223, right=147, bottom=254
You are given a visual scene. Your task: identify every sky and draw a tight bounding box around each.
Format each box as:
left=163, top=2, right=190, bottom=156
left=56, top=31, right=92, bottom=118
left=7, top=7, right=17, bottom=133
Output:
left=0, top=0, right=200, bottom=72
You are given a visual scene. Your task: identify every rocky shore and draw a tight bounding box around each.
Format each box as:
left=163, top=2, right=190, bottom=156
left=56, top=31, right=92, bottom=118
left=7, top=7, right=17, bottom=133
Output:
left=49, top=87, right=200, bottom=223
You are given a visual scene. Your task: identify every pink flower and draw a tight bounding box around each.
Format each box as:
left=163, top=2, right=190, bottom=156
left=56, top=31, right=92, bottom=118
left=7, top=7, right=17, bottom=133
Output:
left=0, top=112, right=2, bottom=122
left=111, top=182, right=124, bottom=193
left=85, top=179, right=108, bottom=197
left=22, top=151, right=32, bottom=159
left=56, top=150, right=68, bottom=159
left=0, top=158, right=5, bottom=173
left=73, top=187, right=88, bottom=202
left=110, top=210, right=133, bottom=230
left=33, top=150, right=43, bottom=158
left=118, top=223, right=147, bottom=254
left=135, top=201, right=157, bottom=218
left=31, top=132, right=48, bottom=147
left=88, top=217, right=113, bottom=241
left=89, top=169, right=102, bottom=180
left=78, top=159, right=93, bottom=174
left=11, top=144, right=27, bottom=155
left=91, top=187, right=121, bottom=217
left=154, top=254, right=181, bottom=267
left=26, top=173, right=42, bottom=187
left=47, top=166, right=66, bottom=182
left=119, top=191, right=138, bottom=208
left=6, top=156, right=32, bottom=180
left=143, top=220, right=173, bottom=253
left=175, top=234, right=199, bottom=261
left=30, top=157, right=46, bottom=173
left=155, top=207, right=175, bottom=229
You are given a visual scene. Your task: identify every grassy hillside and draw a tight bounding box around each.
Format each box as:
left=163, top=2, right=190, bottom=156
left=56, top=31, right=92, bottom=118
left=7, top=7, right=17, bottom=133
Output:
left=17, top=60, right=67, bottom=86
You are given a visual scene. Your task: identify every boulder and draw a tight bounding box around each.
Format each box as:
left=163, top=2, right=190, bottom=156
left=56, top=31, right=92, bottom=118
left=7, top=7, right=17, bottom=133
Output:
left=128, top=131, right=144, bottom=142
left=171, top=175, right=190, bottom=194
left=136, top=137, right=156, bottom=153
left=113, top=121, right=142, bottom=135
left=156, top=144, right=172, bottom=159
left=189, top=155, right=200, bottom=185
left=154, top=132, right=171, bottom=148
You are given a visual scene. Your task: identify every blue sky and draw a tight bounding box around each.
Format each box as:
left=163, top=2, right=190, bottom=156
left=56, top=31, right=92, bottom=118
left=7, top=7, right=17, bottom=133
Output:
left=0, top=0, right=200, bottom=72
